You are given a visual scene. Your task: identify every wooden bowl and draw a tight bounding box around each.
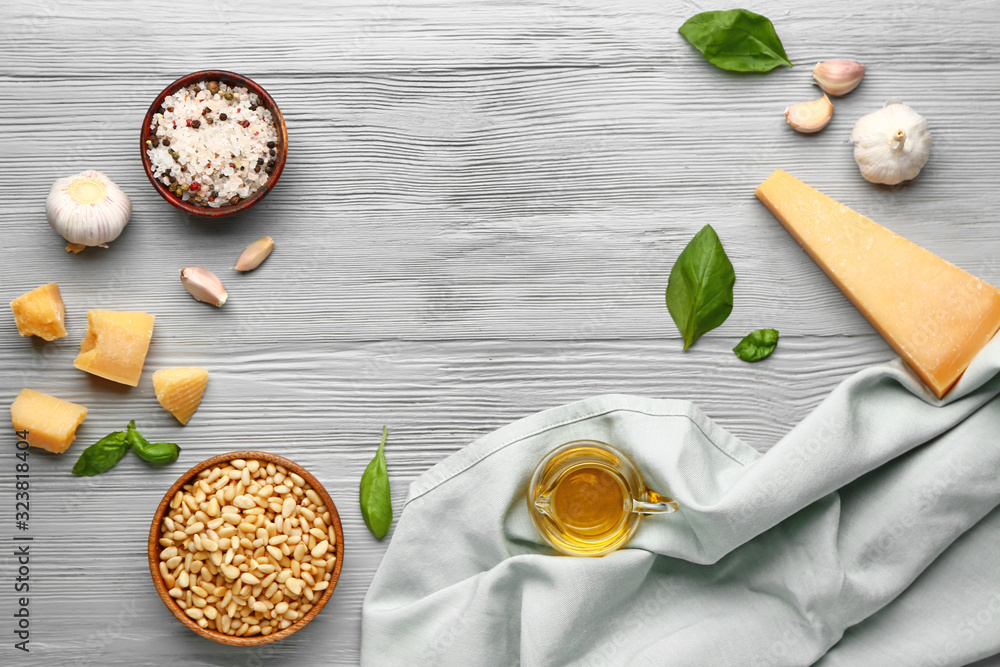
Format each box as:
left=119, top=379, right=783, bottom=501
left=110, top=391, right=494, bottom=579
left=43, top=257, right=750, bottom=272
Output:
left=148, top=451, right=343, bottom=645
left=140, top=70, right=288, bottom=218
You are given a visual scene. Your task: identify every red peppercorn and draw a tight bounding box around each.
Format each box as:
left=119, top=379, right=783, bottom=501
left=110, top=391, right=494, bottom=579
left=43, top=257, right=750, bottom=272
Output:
left=190, top=182, right=200, bottom=191
left=241, top=120, right=250, bottom=128
left=186, top=119, right=192, bottom=127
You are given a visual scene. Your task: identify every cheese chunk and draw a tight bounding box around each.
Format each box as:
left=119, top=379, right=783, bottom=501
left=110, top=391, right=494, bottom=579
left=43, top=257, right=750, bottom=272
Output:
left=11, top=389, right=88, bottom=453
left=10, top=283, right=67, bottom=341
left=756, top=169, right=1000, bottom=398
left=73, top=310, right=155, bottom=386
left=153, top=367, right=209, bottom=425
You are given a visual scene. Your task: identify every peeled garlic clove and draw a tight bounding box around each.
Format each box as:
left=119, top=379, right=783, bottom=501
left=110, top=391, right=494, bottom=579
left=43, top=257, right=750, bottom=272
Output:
left=180, top=267, right=228, bottom=307
left=785, top=95, right=834, bottom=133
left=46, top=170, right=132, bottom=247
left=812, top=60, right=865, bottom=96
left=233, top=236, right=274, bottom=272
left=850, top=99, right=931, bottom=185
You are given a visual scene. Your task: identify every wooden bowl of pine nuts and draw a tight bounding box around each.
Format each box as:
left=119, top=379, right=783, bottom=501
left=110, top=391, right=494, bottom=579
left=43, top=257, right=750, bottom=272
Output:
left=148, top=451, right=344, bottom=645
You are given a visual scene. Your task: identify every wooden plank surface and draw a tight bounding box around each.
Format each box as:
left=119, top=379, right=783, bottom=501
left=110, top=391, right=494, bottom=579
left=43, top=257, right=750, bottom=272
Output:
left=1, top=0, right=998, bottom=664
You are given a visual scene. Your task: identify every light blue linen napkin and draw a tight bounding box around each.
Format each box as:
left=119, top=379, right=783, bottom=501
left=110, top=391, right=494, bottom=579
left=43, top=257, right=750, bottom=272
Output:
left=361, top=335, right=1000, bottom=666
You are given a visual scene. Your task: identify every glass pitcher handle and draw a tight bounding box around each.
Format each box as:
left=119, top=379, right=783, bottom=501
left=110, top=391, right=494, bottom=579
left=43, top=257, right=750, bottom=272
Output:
left=632, top=490, right=679, bottom=515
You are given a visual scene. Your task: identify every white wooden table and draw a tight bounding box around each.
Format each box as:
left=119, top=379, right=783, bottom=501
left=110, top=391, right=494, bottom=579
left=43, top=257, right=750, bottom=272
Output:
left=2, top=0, right=998, bottom=664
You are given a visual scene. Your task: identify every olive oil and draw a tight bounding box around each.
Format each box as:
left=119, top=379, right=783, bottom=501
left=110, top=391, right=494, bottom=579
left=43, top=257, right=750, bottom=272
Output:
left=549, top=464, right=628, bottom=537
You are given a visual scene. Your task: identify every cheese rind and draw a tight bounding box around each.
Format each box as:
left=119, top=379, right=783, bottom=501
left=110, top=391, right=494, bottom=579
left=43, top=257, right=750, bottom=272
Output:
left=756, top=169, right=1000, bottom=398
left=11, top=388, right=88, bottom=453
left=73, top=310, right=155, bottom=386
left=10, top=283, right=67, bottom=341
left=153, top=367, right=209, bottom=425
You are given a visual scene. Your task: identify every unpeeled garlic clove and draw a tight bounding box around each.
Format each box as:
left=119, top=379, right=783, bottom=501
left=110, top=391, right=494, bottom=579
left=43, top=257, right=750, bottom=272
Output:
left=812, top=60, right=865, bottom=96
left=784, top=94, right=834, bottom=133
left=233, top=236, right=274, bottom=272
left=180, top=266, right=228, bottom=307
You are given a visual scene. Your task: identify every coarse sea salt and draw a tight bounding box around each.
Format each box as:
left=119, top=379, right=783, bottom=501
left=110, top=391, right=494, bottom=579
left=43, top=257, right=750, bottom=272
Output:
left=147, top=81, right=278, bottom=208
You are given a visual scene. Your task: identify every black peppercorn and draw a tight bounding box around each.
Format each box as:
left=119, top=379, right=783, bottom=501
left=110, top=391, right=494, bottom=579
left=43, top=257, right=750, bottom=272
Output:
left=269, top=148, right=276, bottom=157
left=267, top=141, right=275, bottom=149
left=257, top=157, right=264, bottom=165
left=150, top=136, right=159, bottom=147
left=162, top=138, right=170, bottom=146
left=192, top=119, right=201, bottom=129
left=219, top=113, right=227, bottom=121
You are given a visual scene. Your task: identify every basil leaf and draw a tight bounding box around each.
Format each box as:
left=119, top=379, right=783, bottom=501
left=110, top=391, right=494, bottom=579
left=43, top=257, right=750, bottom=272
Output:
left=666, top=224, right=736, bottom=350
left=72, top=432, right=129, bottom=476
left=679, top=9, right=793, bottom=73
left=733, top=328, right=779, bottom=362
left=360, top=427, right=392, bottom=539
left=125, top=420, right=180, bottom=464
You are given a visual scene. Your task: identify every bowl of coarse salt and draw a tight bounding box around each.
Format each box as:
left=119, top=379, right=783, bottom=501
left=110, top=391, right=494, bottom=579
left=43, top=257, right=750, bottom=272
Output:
left=141, top=70, right=288, bottom=218
left=148, top=451, right=343, bottom=645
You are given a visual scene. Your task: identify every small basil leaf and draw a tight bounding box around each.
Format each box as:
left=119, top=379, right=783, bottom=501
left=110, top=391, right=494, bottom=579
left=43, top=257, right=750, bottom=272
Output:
left=679, top=9, right=793, bottom=73
left=666, top=224, right=736, bottom=350
left=72, top=432, right=129, bottom=476
left=134, top=442, right=181, bottom=464
left=360, top=427, right=392, bottom=539
left=733, top=328, right=779, bottom=362
left=125, top=421, right=179, bottom=464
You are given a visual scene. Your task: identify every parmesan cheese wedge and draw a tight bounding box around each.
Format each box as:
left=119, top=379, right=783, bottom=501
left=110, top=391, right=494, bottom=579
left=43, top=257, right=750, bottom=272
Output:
left=153, top=367, right=208, bottom=425
left=756, top=169, right=1000, bottom=398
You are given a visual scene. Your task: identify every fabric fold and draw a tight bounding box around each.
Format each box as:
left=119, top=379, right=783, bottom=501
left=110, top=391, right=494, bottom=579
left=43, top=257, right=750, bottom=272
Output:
left=362, top=336, right=1000, bottom=666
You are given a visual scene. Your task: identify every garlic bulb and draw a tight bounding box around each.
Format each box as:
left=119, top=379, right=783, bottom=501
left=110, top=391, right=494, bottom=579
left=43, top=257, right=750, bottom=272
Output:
left=812, top=60, right=865, bottom=96
left=785, top=95, right=834, bottom=133
left=850, top=100, right=931, bottom=185
left=46, top=170, right=131, bottom=247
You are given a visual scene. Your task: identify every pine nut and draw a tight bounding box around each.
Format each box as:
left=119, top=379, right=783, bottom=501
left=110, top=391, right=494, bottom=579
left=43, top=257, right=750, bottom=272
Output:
left=311, top=540, right=329, bottom=558
left=186, top=607, right=204, bottom=620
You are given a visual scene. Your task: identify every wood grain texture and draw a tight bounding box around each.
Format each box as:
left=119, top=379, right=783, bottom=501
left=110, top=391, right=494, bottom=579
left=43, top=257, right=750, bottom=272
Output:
left=1, top=0, right=998, bottom=664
